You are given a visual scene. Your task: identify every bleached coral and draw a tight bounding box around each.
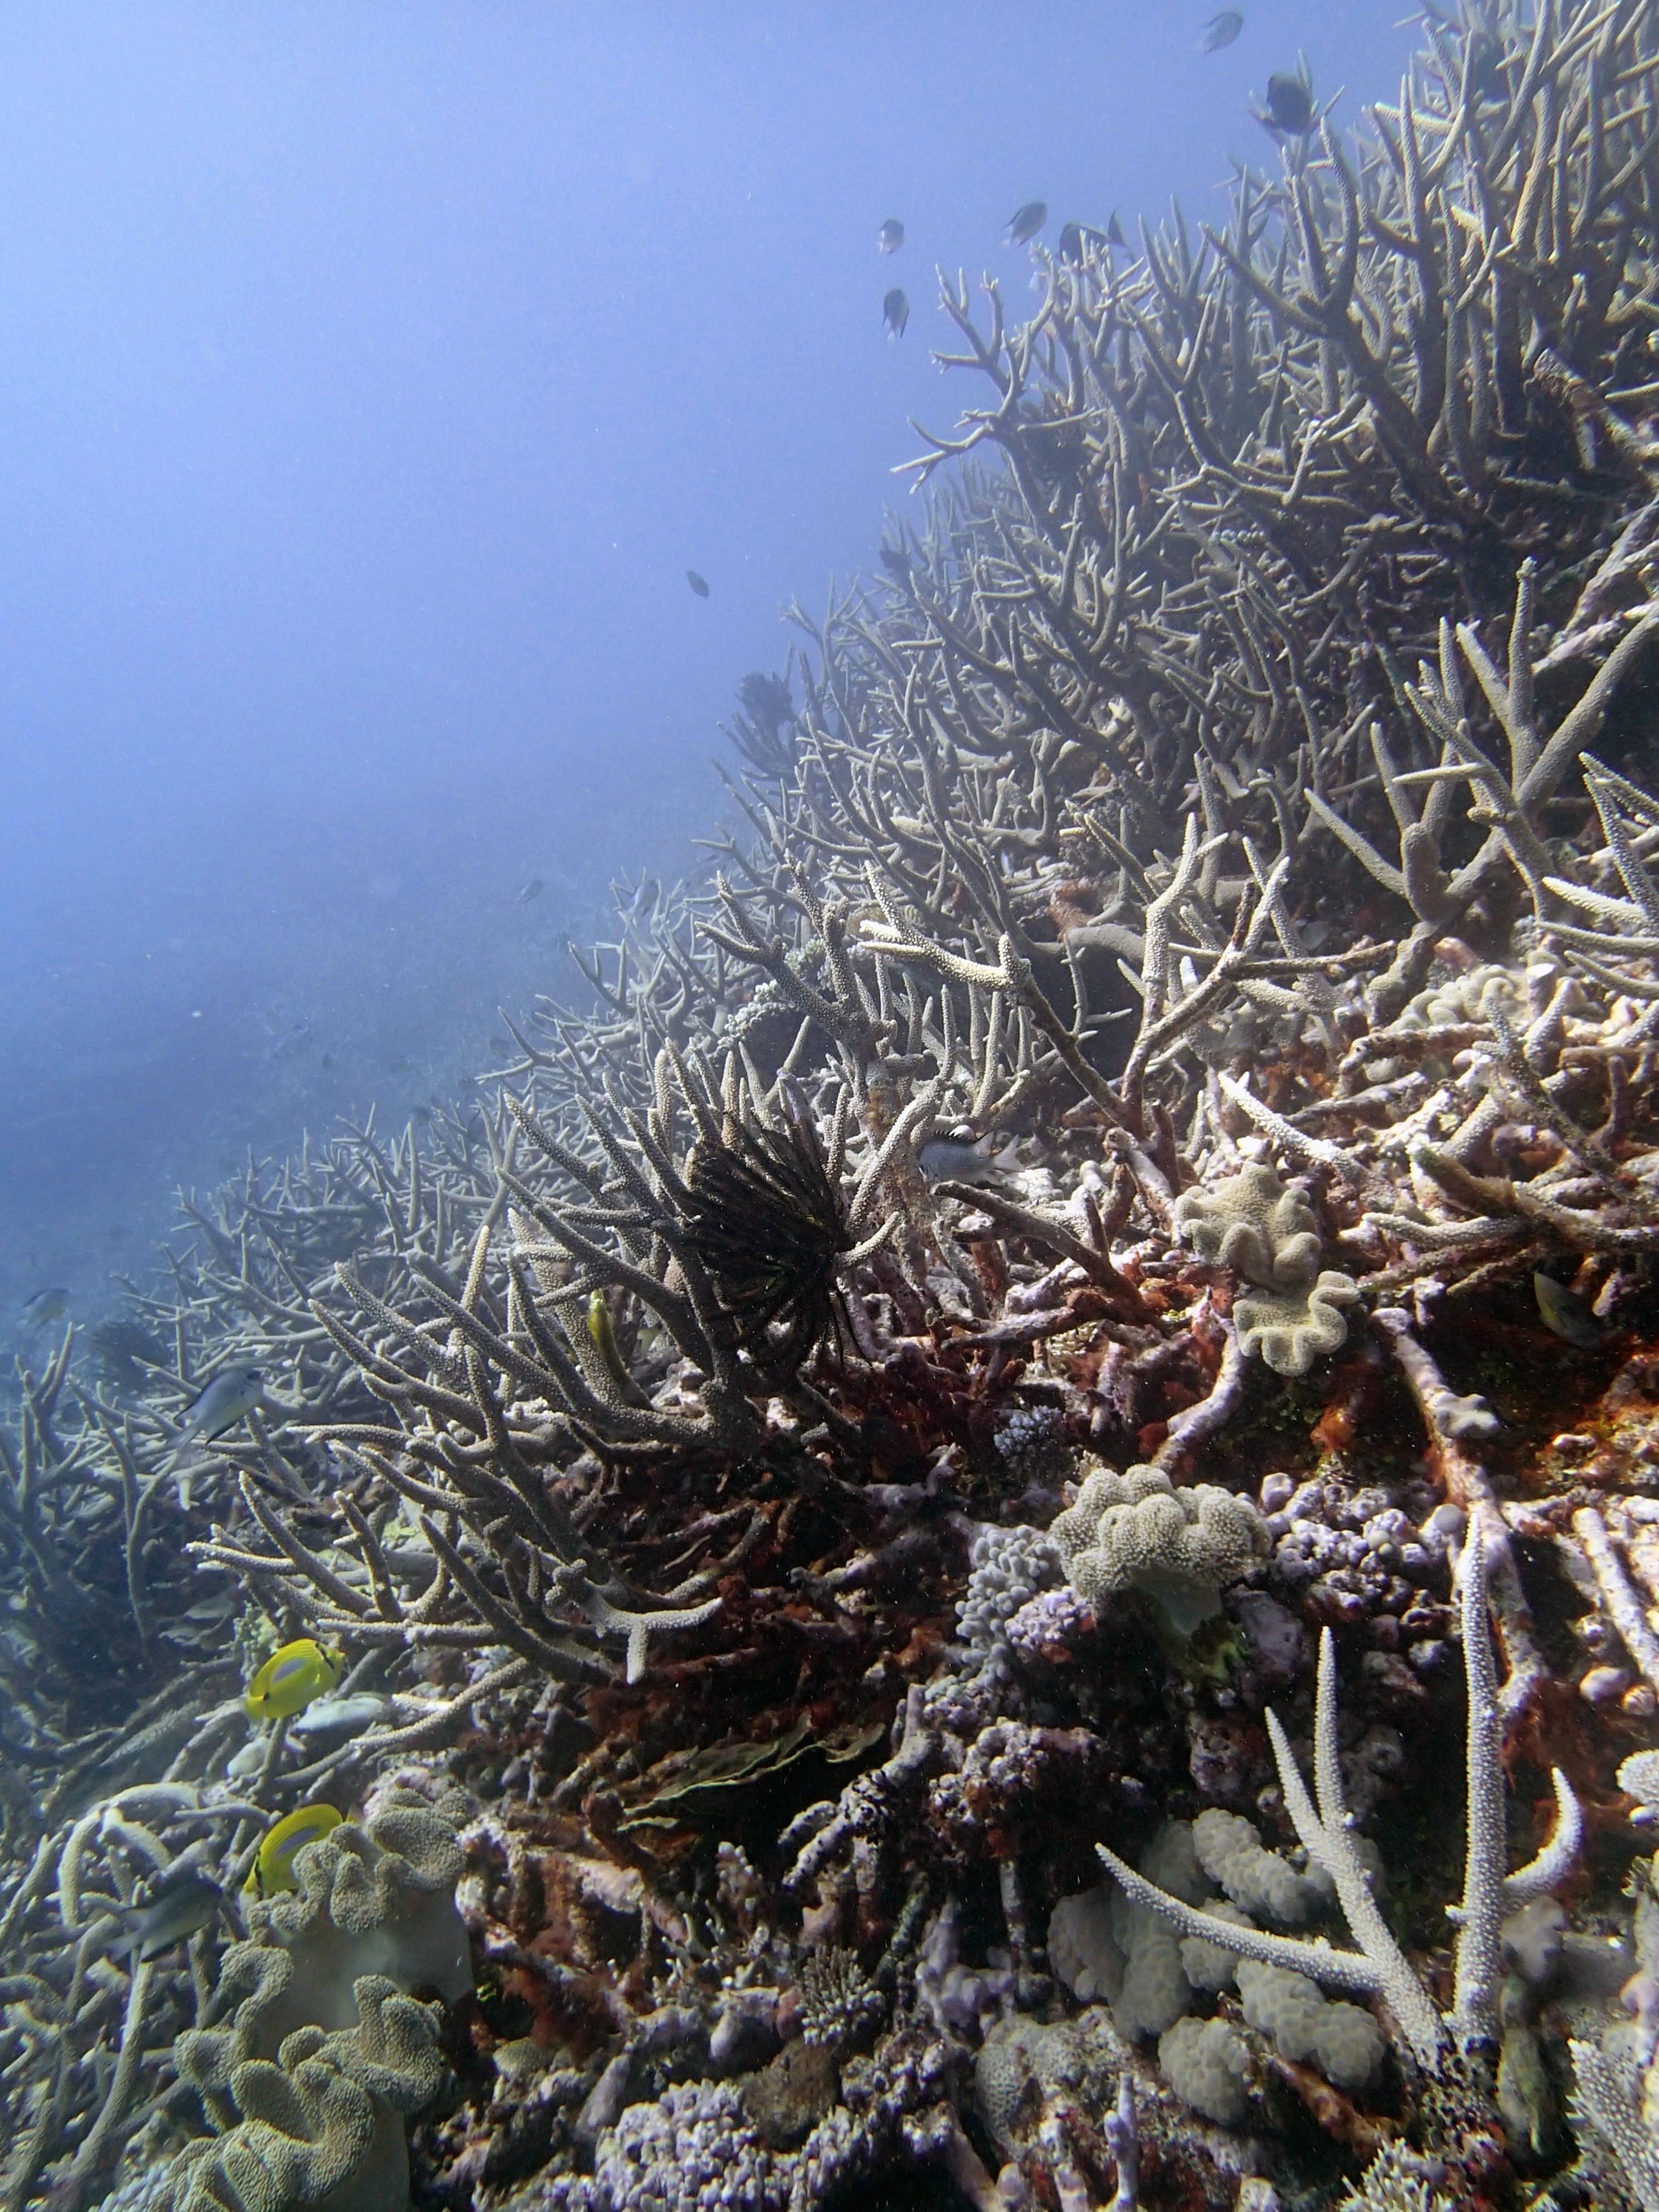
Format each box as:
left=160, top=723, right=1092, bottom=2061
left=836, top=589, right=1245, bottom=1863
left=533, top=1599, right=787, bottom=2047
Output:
left=1157, top=2016, right=1252, bottom=2126
left=1050, top=1463, right=1266, bottom=1637
left=1098, top=1546, right=1583, bottom=2065
left=1049, top=1870, right=1196, bottom=2041
left=1179, top=1901, right=1254, bottom=1994
left=1114, top=1896, right=1192, bottom=2041
left=1192, top=1808, right=1332, bottom=1929
left=1567, top=2039, right=1659, bottom=2212
left=1048, top=1825, right=1217, bottom=2043
left=1235, top=1960, right=1385, bottom=2090
left=1056, top=1823, right=1380, bottom=2095
left=1046, top=1885, right=1121, bottom=2007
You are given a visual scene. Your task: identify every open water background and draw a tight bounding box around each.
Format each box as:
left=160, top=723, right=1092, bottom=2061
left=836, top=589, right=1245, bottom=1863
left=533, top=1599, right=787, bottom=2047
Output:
left=0, top=0, right=1415, bottom=1338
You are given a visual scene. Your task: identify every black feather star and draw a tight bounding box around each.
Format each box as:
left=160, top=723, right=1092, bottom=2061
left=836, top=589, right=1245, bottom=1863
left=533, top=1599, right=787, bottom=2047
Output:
left=683, top=1090, right=849, bottom=1384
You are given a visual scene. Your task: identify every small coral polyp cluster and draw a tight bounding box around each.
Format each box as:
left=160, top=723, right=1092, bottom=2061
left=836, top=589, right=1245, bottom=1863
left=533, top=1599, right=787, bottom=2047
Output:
left=10, top=3, right=1659, bottom=2208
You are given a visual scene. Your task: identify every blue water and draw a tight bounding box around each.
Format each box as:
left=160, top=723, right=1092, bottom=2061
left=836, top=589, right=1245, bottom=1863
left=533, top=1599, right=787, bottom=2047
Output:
left=0, top=1, right=1415, bottom=1328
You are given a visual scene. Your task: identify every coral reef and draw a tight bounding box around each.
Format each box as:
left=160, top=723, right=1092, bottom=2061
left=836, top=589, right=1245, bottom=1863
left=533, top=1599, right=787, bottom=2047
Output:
left=5, top=3, right=1659, bottom=2207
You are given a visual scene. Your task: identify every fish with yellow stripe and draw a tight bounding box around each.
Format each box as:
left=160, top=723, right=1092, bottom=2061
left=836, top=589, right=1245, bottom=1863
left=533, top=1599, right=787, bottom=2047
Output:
left=244, top=1638, right=345, bottom=1722
left=245, top=1803, right=344, bottom=1897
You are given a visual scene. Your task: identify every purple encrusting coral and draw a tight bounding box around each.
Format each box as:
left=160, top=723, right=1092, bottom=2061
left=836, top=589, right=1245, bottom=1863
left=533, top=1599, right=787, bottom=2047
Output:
left=8, top=4, right=1659, bottom=2209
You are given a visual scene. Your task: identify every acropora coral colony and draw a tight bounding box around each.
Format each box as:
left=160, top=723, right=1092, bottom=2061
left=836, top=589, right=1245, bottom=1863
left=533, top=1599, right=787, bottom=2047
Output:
left=11, top=3, right=1659, bottom=2206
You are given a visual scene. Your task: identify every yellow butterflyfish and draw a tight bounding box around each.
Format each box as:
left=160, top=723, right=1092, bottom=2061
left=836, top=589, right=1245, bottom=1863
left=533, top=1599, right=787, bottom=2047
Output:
left=245, top=1803, right=344, bottom=1897
left=244, top=1638, right=344, bottom=1722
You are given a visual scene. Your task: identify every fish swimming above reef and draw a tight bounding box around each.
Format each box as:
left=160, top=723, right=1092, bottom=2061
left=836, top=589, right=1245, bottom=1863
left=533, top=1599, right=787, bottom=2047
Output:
left=1465, top=29, right=1508, bottom=102
left=878, top=216, right=904, bottom=254
left=587, top=1289, right=650, bottom=1406
left=1058, top=218, right=1125, bottom=263
left=916, top=1130, right=1023, bottom=1188
left=115, top=1870, right=227, bottom=1962
left=167, top=1364, right=265, bottom=1483
left=1534, top=1270, right=1610, bottom=1351
left=22, top=1287, right=69, bottom=1329
left=246, top=1803, right=344, bottom=1897
left=883, top=287, right=909, bottom=338
left=88, top=1316, right=165, bottom=1387
left=1006, top=199, right=1048, bottom=246
left=244, top=1637, right=344, bottom=1722
left=291, top=1692, right=394, bottom=1745
left=1257, top=66, right=1316, bottom=136
left=1203, top=11, right=1245, bottom=51
left=685, top=568, right=711, bottom=598
left=517, top=877, right=545, bottom=905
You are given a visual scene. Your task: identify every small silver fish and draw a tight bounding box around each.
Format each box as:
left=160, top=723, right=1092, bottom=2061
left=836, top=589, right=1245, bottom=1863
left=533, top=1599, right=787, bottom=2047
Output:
left=181, top=1592, right=238, bottom=1624
left=1202, top=11, right=1244, bottom=52
left=686, top=569, right=711, bottom=599
left=883, top=287, right=909, bottom=339
left=916, top=1132, right=1023, bottom=1189
left=23, top=1288, right=70, bottom=1329
left=878, top=217, right=904, bottom=255
left=1534, top=1272, right=1607, bottom=1351
left=115, top=1872, right=226, bottom=1962
left=171, top=1365, right=265, bottom=1457
left=291, top=1692, right=394, bottom=1743
left=1006, top=199, right=1048, bottom=247
left=517, top=877, right=545, bottom=905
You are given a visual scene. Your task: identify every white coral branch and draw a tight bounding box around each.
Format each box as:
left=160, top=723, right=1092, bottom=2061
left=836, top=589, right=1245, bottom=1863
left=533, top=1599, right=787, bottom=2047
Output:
left=1096, top=1536, right=1581, bottom=2067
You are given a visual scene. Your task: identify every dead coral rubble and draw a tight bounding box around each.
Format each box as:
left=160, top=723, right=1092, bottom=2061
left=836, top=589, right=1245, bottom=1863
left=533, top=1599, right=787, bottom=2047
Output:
left=9, top=1, right=1659, bottom=2207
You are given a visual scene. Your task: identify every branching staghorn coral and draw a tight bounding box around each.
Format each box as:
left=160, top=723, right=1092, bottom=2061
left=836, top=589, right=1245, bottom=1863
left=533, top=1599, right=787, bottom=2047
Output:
left=499, top=1047, right=873, bottom=1418
left=1097, top=1542, right=1582, bottom=2065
